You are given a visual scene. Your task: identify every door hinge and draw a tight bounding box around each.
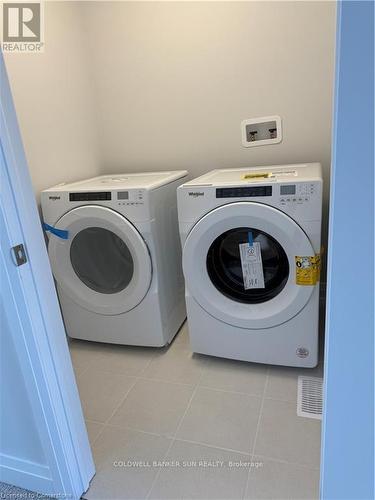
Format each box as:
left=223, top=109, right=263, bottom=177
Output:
left=12, top=244, right=27, bottom=267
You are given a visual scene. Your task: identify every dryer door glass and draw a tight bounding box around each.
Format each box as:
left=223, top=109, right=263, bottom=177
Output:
left=70, top=227, right=134, bottom=294
left=207, top=227, right=289, bottom=303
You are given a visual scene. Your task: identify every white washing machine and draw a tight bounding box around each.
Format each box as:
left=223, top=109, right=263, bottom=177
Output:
left=178, top=163, right=322, bottom=367
left=41, top=171, right=187, bottom=346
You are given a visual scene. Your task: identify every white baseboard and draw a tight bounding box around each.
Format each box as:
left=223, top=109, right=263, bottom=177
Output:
left=0, top=453, right=54, bottom=496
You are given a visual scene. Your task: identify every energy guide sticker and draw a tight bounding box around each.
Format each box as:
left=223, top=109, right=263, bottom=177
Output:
left=295, top=255, right=320, bottom=285
left=239, top=242, right=265, bottom=289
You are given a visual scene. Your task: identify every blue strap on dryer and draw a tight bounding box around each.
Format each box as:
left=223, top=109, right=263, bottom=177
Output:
left=248, top=231, right=254, bottom=246
left=43, top=222, right=69, bottom=240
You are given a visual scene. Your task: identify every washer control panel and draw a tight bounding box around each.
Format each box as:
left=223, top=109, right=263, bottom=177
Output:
left=116, top=189, right=144, bottom=206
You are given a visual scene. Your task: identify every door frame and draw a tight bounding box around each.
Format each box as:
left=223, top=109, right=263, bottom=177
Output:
left=320, top=2, right=374, bottom=498
left=0, top=54, right=94, bottom=498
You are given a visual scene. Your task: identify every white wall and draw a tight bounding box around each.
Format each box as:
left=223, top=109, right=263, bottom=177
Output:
left=5, top=1, right=335, bottom=242
left=80, top=2, right=335, bottom=207
left=4, top=2, right=100, bottom=203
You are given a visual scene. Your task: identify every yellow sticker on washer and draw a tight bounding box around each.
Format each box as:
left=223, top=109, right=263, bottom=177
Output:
left=295, top=255, right=321, bottom=285
left=242, top=173, right=271, bottom=180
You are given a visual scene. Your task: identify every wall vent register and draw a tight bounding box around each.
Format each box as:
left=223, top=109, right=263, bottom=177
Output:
left=297, top=376, right=323, bottom=420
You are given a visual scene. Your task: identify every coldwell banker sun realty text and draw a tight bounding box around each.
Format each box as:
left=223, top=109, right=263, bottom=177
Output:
left=1, top=2, right=44, bottom=53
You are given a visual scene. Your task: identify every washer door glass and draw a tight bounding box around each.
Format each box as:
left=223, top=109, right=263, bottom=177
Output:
left=70, top=227, right=134, bottom=294
left=182, top=202, right=316, bottom=329
left=207, top=227, right=289, bottom=304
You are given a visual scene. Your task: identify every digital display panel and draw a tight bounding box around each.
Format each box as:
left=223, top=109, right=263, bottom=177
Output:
left=117, top=191, right=129, bottom=200
left=69, top=192, right=111, bottom=202
left=216, top=186, right=272, bottom=198
left=280, top=185, right=296, bottom=195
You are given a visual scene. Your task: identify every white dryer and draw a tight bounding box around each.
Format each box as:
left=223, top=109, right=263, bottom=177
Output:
left=178, top=164, right=322, bottom=367
left=41, top=171, right=187, bottom=346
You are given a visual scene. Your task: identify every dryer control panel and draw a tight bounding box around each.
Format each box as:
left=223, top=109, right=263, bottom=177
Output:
left=279, top=183, right=317, bottom=207
left=116, top=189, right=144, bottom=206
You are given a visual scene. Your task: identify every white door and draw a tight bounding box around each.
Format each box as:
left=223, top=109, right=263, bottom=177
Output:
left=183, top=202, right=315, bottom=329
left=1, top=54, right=94, bottom=498
left=48, top=206, right=152, bottom=315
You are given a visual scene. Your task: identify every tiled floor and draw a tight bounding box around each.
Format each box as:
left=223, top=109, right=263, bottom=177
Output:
left=70, top=322, right=323, bottom=500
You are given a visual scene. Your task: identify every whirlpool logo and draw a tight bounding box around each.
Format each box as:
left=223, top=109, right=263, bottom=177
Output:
left=188, top=192, right=204, bottom=198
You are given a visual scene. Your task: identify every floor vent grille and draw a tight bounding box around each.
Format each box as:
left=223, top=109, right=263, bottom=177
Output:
left=297, top=376, right=323, bottom=420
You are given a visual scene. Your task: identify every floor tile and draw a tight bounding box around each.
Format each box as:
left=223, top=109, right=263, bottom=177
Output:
left=149, top=440, right=250, bottom=499
left=266, top=365, right=323, bottom=403
left=143, top=346, right=207, bottom=386
left=255, top=399, right=321, bottom=468
left=85, top=426, right=171, bottom=499
left=85, top=420, right=104, bottom=445
left=170, top=321, right=190, bottom=350
left=73, top=325, right=322, bottom=498
left=245, top=456, right=319, bottom=499
left=176, top=387, right=261, bottom=453
left=69, top=339, right=105, bottom=376
left=109, top=379, right=194, bottom=437
left=76, top=368, right=136, bottom=422
left=92, top=343, right=155, bottom=376
left=200, top=357, right=267, bottom=396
